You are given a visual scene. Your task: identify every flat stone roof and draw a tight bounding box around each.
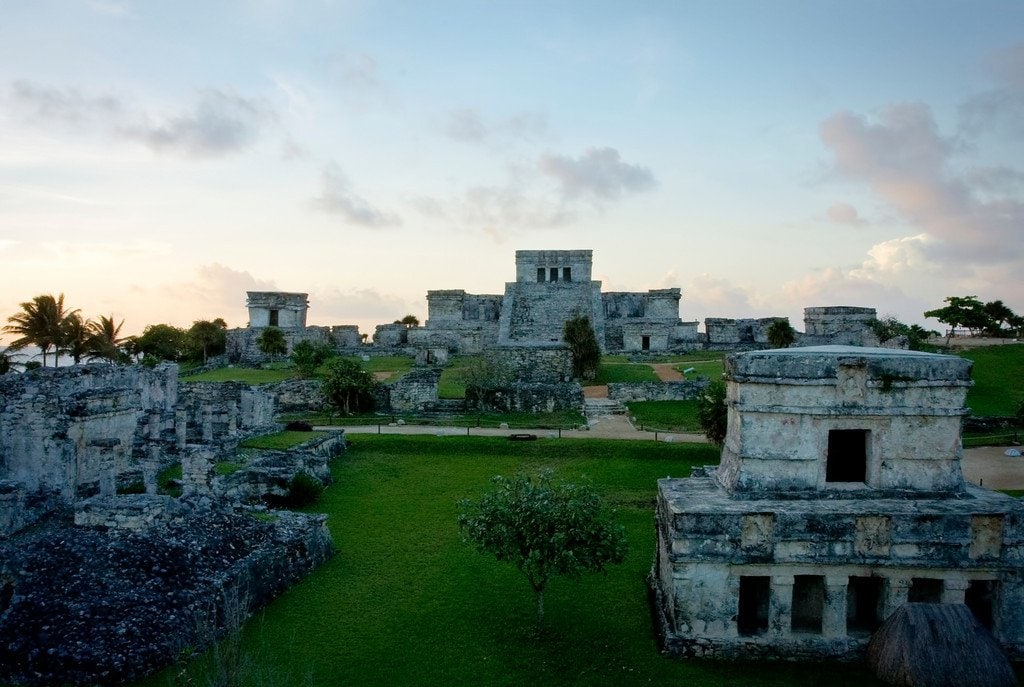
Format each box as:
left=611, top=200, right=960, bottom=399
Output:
left=727, top=345, right=973, bottom=383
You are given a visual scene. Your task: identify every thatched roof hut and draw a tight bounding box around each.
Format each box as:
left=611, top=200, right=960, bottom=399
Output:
left=867, top=603, right=1017, bottom=687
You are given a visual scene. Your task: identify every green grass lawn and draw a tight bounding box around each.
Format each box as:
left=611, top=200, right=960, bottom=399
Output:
left=438, top=355, right=479, bottom=399
left=180, top=366, right=298, bottom=384
left=959, top=344, right=1024, bottom=417
left=675, top=360, right=724, bottom=380
left=284, top=410, right=586, bottom=430
left=239, top=430, right=328, bottom=450
left=594, top=362, right=658, bottom=385
left=146, top=436, right=879, bottom=687
left=626, top=400, right=702, bottom=433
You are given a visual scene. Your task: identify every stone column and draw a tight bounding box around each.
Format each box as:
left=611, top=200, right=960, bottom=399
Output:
left=98, top=454, right=116, bottom=497
left=143, top=445, right=161, bottom=495
left=175, top=410, right=187, bottom=448
left=823, top=575, right=849, bottom=638
left=228, top=401, right=238, bottom=434
left=202, top=405, right=214, bottom=443
left=181, top=448, right=213, bottom=498
left=942, top=578, right=969, bottom=605
left=882, top=577, right=911, bottom=620
left=769, top=575, right=794, bottom=637
left=725, top=575, right=742, bottom=638
left=149, top=411, right=162, bottom=440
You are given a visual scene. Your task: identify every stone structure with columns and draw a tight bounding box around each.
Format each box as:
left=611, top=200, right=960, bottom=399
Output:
left=651, top=345, right=1024, bottom=660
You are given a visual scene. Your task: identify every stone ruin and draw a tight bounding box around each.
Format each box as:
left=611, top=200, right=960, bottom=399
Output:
left=0, top=361, right=341, bottom=685
left=651, top=345, right=1024, bottom=661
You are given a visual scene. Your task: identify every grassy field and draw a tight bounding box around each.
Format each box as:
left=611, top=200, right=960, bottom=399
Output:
left=239, top=430, right=329, bottom=450
left=675, top=359, right=724, bottom=380
left=959, top=344, right=1024, bottom=417
left=146, top=435, right=880, bottom=687
left=180, top=366, right=298, bottom=384
left=626, top=400, right=702, bottom=433
left=290, top=410, right=587, bottom=430
left=594, top=362, right=658, bottom=385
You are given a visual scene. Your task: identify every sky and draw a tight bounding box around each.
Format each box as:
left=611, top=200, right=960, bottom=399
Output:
left=2, top=0, right=1023, bottom=340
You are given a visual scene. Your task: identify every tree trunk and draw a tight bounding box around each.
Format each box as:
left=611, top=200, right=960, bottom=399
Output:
left=535, top=588, right=544, bottom=633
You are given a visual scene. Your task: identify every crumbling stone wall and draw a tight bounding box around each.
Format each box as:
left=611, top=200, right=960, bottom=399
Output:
left=0, top=364, right=179, bottom=536
left=246, top=291, right=309, bottom=328
left=607, top=379, right=709, bottom=402
left=800, top=306, right=879, bottom=347
left=466, top=382, right=584, bottom=413
left=373, top=323, right=409, bottom=348
left=386, top=368, right=442, bottom=412
left=494, top=345, right=575, bottom=384
left=177, top=381, right=275, bottom=446
left=704, top=317, right=784, bottom=349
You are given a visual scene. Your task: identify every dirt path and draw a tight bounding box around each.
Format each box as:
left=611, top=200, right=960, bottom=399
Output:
left=651, top=363, right=684, bottom=382
left=963, top=446, right=1024, bottom=490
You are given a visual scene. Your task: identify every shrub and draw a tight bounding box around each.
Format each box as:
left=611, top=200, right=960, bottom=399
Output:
left=280, top=471, right=324, bottom=509
left=285, top=420, right=314, bottom=432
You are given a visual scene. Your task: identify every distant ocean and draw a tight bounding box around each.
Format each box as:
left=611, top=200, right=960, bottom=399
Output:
left=2, top=345, right=75, bottom=367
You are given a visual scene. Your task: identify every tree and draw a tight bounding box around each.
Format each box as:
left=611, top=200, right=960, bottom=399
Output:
left=563, top=314, right=601, bottom=381
left=697, top=380, right=728, bottom=445
left=868, top=315, right=937, bottom=351
left=186, top=319, right=228, bottom=363
left=394, top=314, right=420, bottom=328
left=61, top=312, right=91, bottom=364
left=136, top=323, right=188, bottom=362
left=0, top=350, right=10, bottom=375
left=86, top=315, right=126, bottom=362
left=924, top=296, right=992, bottom=340
left=458, top=471, right=627, bottom=633
left=320, top=357, right=376, bottom=415
left=766, top=319, right=795, bottom=348
left=983, top=300, right=1018, bottom=336
left=291, top=340, right=335, bottom=377
left=3, top=293, right=77, bottom=367
left=256, top=326, right=288, bottom=361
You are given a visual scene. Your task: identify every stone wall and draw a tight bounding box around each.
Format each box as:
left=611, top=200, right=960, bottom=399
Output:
left=246, top=291, right=308, bottom=328
left=267, top=377, right=326, bottom=413
left=607, top=379, right=709, bottom=402
left=800, top=306, right=879, bottom=347
left=386, top=368, right=442, bottom=412
left=373, top=323, right=409, bottom=348
left=226, top=325, right=365, bottom=366
left=494, top=345, right=575, bottom=384
left=466, top=382, right=584, bottom=413
left=177, top=381, right=276, bottom=445
left=0, top=364, right=179, bottom=519
left=704, top=318, right=784, bottom=348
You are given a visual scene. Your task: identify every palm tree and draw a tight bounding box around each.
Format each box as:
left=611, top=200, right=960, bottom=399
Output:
left=87, top=315, right=125, bottom=362
left=3, top=294, right=78, bottom=367
left=62, top=313, right=91, bottom=364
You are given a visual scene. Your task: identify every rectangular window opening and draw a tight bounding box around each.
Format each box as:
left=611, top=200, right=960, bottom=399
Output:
left=537, top=268, right=546, bottom=283
left=268, top=309, right=279, bottom=327
left=563, top=267, right=571, bottom=282
left=966, top=580, right=997, bottom=630
left=908, top=577, right=943, bottom=603
left=846, top=576, right=883, bottom=633
left=549, top=267, right=558, bottom=282
left=738, top=576, right=770, bottom=636
left=826, top=429, right=868, bottom=483
left=791, top=575, right=825, bottom=634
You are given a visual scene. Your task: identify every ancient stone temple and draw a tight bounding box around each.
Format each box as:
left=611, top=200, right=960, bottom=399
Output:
left=246, top=291, right=309, bottom=329
left=651, top=345, right=1024, bottom=660
left=412, top=249, right=699, bottom=354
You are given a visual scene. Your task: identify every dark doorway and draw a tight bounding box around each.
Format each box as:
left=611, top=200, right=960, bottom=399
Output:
left=269, top=309, right=279, bottom=327
left=908, top=577, right=943, bottom=603
left=738, top=576, right=770, bottom=636
left=549, top=267, right=558, bottom=282
left=537, top=268, right=546, bottom=282
left=966, top=580, right=996, bottom=629
left=563, top=267, right=572, bottom=282
left=826, top=429, right=868, bottom=483
left=847, top=576, right=883, bottom=633
left=641, top=335, right=651, bottom=351
left=791, top=575, right=825, bottom=634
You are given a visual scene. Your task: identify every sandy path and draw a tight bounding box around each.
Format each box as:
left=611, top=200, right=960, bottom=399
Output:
left=651, top=362, right=684, bottom=382
left=962, top=446, right=1024, bottom=490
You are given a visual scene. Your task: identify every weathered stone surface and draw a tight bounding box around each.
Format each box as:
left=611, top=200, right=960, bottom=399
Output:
left=652, top=346, right=1024, bottom=661
left=0, top=507, right=333, bottom=686
left=607, top=379, right=709, bottom=402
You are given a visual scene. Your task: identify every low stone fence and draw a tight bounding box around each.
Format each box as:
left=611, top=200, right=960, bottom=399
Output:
left=466, top=382, right=584, bottom=413
left=607, top=379, right=709, bottom=402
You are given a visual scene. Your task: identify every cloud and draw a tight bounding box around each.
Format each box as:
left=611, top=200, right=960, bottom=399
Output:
left=5, top=81, right=272, bottom=157
left=820, top=102, right=1023, bottom=265
left=309, top=287, right=416, bottom=323
left=959, top=42, right=1024, bottom=138
left=539, top=147, right=656, bottom=200
left=311, top=163, right=400, bottom=227
left=444, top=108, right=548, bottom=145
left=122, top=89, right=272, bottom=157
left=683, top=274, right=763, bottom=320
left=825, top=202, right=867, bottom=226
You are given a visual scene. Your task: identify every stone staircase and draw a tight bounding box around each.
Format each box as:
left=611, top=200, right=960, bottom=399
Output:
left=584, top=397, right=627, bottom=420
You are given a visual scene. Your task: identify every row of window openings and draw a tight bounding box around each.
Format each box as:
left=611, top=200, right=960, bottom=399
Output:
left=537, top=267, right=572, bottom=283
left=737, top=575, right=996, bottom=636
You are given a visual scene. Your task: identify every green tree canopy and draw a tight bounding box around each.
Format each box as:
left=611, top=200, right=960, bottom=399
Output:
left=394, top=314, right=420, bottom=327
left=868, top=315, right=937, bottom=351
left=924, top=296, right=992, bottom=338
left=186, top=319, right=228, bottom=363
left=458, top=471, right=627, bottom=633
left=766, top=319, right=795, bottom=348
left=256, top=326, right=288, bottom=360
left=563, top=314, right=601, bottom=381
left=136, top=323, right=188, bottom=362
left=61, top=312, right=91, bottom=364
left=291, top=339, right=335, bottom=377
left=320, top=357, right=376, bottom=415
left=86, top=315, right=126, bottom=362
left=697, top=380, right=728, bottom=445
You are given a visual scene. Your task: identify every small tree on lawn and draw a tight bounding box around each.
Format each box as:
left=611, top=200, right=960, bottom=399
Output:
left=321, top=357, right=376, bottom=415
left=457, top=471, right=627, bottom=633
left=697, top=380, right=728, bottom=445
left=766, top=318, right=795, bottom=348
left=563, top=314, right=601, bottom=381
left=256, top=326, right=288, bottom=361
left=291, top=340, right=334, bottom=377
left=186, top=319, right=227, bottom=363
